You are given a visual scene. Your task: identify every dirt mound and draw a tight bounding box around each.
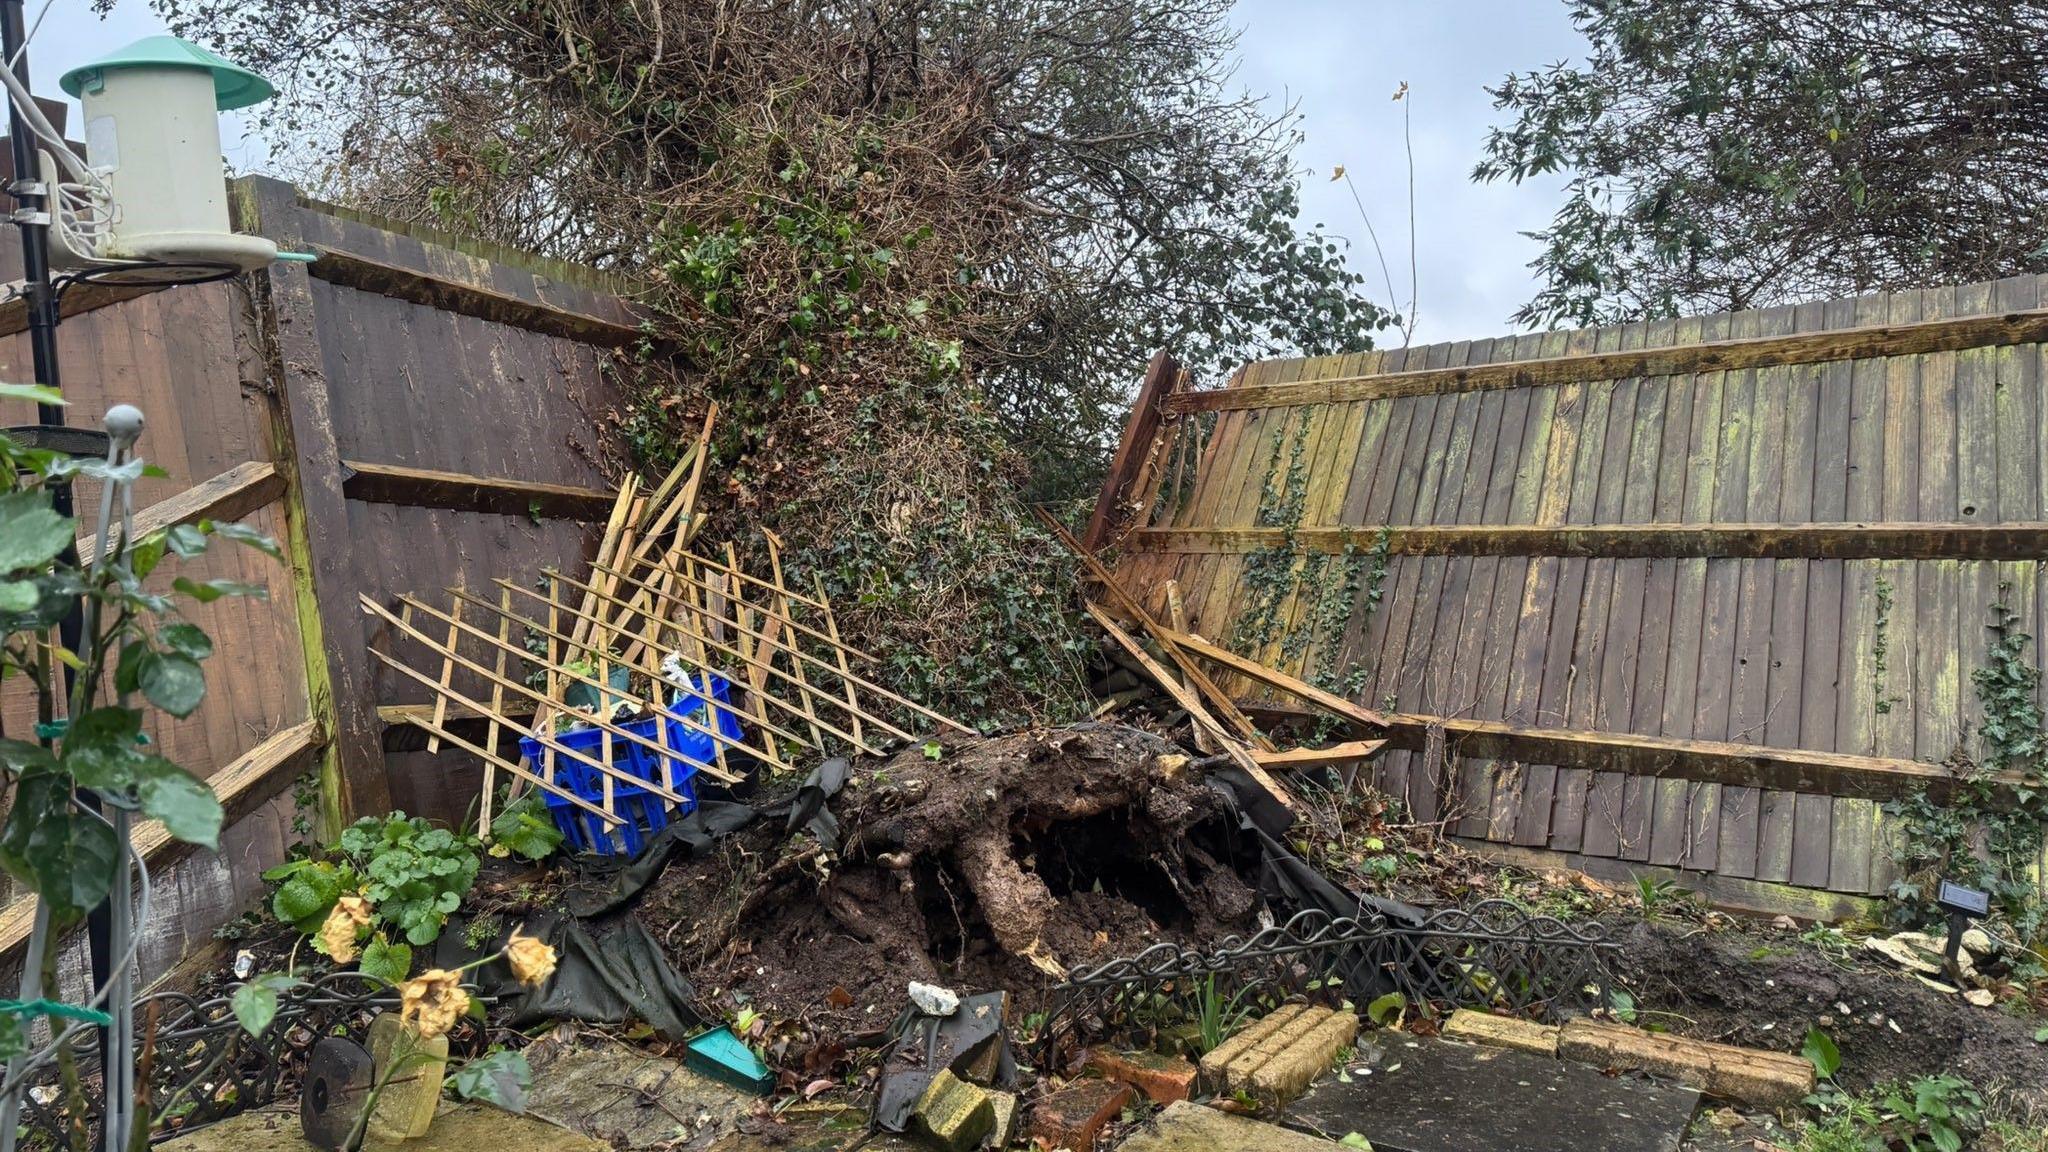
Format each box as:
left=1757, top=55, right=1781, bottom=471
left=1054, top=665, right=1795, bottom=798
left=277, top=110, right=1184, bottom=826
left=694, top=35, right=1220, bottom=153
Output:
left=637, top=723, right=1256, bottom=1052
left=1622, top=921, right=2048, bottom=1109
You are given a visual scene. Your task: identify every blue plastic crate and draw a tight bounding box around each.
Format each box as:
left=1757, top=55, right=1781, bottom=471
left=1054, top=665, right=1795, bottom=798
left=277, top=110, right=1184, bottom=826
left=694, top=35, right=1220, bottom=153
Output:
left=519, top=673, right=742, bottom=856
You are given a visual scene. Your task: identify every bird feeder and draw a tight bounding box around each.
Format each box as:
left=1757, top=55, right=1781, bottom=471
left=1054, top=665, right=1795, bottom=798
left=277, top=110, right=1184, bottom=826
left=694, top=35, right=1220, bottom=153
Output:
left=57, top=36, right=277, bottom=271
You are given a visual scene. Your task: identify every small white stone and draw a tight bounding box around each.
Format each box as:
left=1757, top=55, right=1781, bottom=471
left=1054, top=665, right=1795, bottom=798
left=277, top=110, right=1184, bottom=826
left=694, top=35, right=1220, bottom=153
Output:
left=1963, top=988, right=1996, bottom=1008
left=908, top=981, right=960, bottom=1016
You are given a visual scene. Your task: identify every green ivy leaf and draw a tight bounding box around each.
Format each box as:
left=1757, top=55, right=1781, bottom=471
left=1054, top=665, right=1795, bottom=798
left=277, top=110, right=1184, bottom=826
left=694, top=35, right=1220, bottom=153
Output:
left=172, top=576, right=266, bottom=603
left=450, top=1050, right=531, bottom=1113
left=358, top=937, right=413, bottom=985
left=136, top=759, right=222, bottom=849
left=0, top=490, right=73, bottom=573
left=138, top=651, right=206, bottom=717
left=1801, top=1027, right=1841, bottom=1079
left=230, top=974, right=299, bottom=1037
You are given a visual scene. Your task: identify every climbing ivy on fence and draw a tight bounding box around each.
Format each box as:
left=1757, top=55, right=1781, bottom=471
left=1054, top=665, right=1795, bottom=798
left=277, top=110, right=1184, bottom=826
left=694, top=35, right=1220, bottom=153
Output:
left=1887, top=589, right=2048, bottom=962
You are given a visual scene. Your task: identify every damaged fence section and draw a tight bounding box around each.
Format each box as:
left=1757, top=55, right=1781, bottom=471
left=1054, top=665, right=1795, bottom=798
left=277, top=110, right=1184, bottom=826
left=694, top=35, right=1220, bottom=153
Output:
left=1036, top=900, right=1617, bottom=1066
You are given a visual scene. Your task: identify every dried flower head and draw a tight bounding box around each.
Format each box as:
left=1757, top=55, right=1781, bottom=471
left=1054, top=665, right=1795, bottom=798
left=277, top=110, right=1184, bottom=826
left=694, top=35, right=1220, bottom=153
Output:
left=397, top=968, right=470, bottom=1039
left=318, top=896, right=372, bottom=965
left=504, top=931, right=558, bottom=988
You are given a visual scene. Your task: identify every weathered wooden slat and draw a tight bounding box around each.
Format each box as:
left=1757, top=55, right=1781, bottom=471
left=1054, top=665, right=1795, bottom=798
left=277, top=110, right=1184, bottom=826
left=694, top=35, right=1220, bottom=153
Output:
left=1251, top=740, right=1387, bottom=768
left=0, top=721, right=325, bottom=959
left=340, top=459, right=616, bottom=520
left=307, top=244, right=646, bottom=347
left=1461, top=841, right=1883, bottom=923
left=1084, top=350, right=1180, bottom=550
left=1166, top=306, right=2048, bottom=413
left=1121, top=521, right=2048, bottom=560
left=74, top=460, right=283, bottom=567
left=0, top=277, right=168, bottom=341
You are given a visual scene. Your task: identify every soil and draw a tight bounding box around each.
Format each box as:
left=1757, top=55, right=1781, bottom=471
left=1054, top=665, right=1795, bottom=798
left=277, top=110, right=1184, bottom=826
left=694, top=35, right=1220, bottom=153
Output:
left=1621, top=919, right=2048, bottom=1111
left=635, top=723, right=1258, bottom=1059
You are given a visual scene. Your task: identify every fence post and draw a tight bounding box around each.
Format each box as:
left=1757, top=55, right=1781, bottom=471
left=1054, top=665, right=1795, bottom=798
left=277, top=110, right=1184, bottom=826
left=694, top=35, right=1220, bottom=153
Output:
left=1083, top=350, right=1180, bottom=552
left=231, top=176, right=392, bottom=837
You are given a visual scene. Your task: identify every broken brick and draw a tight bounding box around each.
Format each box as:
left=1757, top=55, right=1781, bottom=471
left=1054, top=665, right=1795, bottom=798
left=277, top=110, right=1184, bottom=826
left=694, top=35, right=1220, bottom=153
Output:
left=1086, top=1049, right=1198, bottom=1105
left=1025, top=1079, right=1132, bottom=1151
left=910, top=1069, right=995, bottom=1152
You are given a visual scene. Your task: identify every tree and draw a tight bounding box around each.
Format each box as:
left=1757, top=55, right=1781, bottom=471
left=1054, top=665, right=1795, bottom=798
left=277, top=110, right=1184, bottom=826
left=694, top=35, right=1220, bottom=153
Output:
left=132, top=0, right=1387, bottom=721
left=1475, top=0, right=2048, bottom=329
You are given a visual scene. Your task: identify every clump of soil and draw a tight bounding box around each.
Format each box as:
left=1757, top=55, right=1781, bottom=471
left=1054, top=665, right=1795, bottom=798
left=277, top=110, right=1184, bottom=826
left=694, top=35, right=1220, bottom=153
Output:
left=638, top=723, right=1254, bottom=1044
left=1622, top=920, right=2048, bottom=1110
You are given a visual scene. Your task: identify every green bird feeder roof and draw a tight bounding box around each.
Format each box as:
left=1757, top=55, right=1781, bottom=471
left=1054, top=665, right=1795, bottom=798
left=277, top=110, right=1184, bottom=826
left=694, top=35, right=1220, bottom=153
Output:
left=58, top=36, right=274, bottom=111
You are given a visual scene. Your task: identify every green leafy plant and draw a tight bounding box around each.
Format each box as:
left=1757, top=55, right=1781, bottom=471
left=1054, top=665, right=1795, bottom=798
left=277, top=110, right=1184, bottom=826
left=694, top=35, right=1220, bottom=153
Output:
left=1802, top=1026, right=1842, bottom=1080
left=343, top=814, right=481, bottom=946
left=0, top=398, right=277, bottom=1143
left=1635, top=875, right=1689, bottom=918
left=1190, top=973, right=1255, bottom=1054
left=1365, top=991, right=1407, bottom=1029
left=487, top=794, right=563, bottom=861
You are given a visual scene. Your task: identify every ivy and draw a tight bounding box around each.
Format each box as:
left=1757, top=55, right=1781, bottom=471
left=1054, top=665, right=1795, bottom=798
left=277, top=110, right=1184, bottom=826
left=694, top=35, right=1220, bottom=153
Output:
left=1888, top=589, right=2048, bottom=958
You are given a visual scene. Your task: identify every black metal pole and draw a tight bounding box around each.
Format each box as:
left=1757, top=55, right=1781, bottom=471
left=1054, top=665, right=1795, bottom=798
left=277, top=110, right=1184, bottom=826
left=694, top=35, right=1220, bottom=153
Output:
left=0, top=0, right=114, bottom=1058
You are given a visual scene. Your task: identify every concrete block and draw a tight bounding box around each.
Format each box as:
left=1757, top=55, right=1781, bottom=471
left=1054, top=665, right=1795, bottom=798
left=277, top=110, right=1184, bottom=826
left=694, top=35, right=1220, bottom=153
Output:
left=1441, top=1009, right=1560, bottom=1057
left=1025, top=1079, right=1131, bottom=1152
left=1244, top=1011, right=1358, bottom=1105
left=1117, top=1100, right=1342, bottom=1152
left=909, top=1069, right=995, bottom=1152
left=1558, top=1019, right=1814, bottom=1107
left=1196, top=1003, right=1307, bottom=1090
left=987, top=1089, right=1020, bottom=1148
left=1086, top=1049, right=1198, bottom=1105
left=1223, top=1006, right=1332, bottom=1088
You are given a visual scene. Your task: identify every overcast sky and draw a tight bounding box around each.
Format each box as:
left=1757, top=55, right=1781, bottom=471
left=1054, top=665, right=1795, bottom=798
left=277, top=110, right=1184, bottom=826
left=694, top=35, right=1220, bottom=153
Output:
left=34, top=1, right=1588, bottom=344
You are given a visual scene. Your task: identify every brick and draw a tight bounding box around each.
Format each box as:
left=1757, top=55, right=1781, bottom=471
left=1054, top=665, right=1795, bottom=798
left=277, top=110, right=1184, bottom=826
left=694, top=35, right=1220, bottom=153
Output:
left=1025, top=1079, right=1132, bottom=1151
left=910, top=1069, right=995, bottom=1152
left=1245, top=1011, right=1358, bottom=1105
left=1441, top=1009, right=1560, bottom=1057
left=1223, top=1006, right=1332, bottom=1088
left=1197, top=1003, right=1308, bottom=1089
left=1087, top=1049, right=1199, bottom=1104
left=1558, top=1019, right=1815, bottom=1107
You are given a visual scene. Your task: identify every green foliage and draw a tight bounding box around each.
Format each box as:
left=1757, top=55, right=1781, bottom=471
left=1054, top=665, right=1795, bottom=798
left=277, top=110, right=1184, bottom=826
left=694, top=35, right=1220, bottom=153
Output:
left=1802, top=1027, right=1841, bottom=1079
left=358, top=938, right=413, bottom=986
left=1190, top=972, right=1254, bottom=1054
left=264, top=858, right=354, bottom=933
left=1799, top=1073, right=1985, bottom=1152
left=487, top=794, right=563, bottom=862
left=1365, top=991, right=1407, bottom=1029
left=1475, top=2, right=2048, bottom=328
left=229, top=974, right=301, bottom=1039
left=1872, top=576, right=1899, bottom=716
left=450, top=1049, right=533, bottom=1113
left=342, top=814, right=483, bottom=946
left=0, top=427, right=273, bottom=932
left=1888, top=592, right=2048, bottom=954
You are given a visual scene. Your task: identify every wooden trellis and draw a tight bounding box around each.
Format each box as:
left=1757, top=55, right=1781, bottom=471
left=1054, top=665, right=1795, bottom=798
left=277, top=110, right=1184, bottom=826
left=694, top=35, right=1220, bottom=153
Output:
left=363, top=409, right=972, bottom=837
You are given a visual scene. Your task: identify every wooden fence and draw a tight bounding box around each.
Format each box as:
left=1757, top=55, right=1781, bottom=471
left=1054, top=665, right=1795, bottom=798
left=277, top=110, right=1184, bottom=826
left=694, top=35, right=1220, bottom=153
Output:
left=1098, top=274, right=2048, bottom=918
left=0, top=177, right=633, bottom=986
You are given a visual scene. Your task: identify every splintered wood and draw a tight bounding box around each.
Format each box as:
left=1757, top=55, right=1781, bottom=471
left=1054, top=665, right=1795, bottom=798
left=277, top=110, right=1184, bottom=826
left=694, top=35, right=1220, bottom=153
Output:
left=365, top=407, right=972, bottom=835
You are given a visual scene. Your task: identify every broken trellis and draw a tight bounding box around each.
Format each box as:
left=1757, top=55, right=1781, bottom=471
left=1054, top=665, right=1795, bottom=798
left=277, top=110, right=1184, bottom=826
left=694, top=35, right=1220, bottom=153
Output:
left=366, top=408, right=972, bottom=837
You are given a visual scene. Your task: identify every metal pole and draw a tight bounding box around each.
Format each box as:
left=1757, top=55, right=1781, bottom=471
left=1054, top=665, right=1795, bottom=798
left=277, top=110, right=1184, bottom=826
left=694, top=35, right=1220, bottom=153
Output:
left=0, top=0, right=115, bottom=1079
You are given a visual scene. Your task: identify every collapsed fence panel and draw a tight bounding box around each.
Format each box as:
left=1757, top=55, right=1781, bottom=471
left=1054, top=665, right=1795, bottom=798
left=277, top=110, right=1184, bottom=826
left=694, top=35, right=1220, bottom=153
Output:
left=1100, top=274, right=2048, bottom=910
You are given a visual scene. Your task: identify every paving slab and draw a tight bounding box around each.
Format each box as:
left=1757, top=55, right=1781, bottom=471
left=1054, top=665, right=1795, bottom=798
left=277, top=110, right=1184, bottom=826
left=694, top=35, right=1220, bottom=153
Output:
left=1117, top=1100, right=1338, bottom=1152
left=525, top=1039, right=756, bottom=1149
left=1284, top=1037, right=1700, bottom=1152
left=158, top=1103, right=609, bottom=1152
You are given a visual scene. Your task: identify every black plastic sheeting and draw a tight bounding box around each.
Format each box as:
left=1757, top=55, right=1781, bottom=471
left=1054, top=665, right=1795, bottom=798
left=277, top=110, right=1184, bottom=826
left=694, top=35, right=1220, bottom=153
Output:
left=441, top=759, right=856, bottom=1042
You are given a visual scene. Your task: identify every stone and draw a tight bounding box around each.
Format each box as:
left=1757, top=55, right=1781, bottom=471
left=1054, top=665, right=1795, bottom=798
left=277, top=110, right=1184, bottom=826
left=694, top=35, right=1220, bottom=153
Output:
left=910, top=1070, right=995, bottom=1152
left=1116, top=1100, right=1342, bottom=1152
left=1088, top=1049, right=1199, bottom=1105
left=1557, top=1019, right=1814, bottom=1107
left=1287, top=1037, right=1701, bottom=1152
left=1963, top=988, right=1997, bottom=1008
left=1440, top=1010, right=1559, bottom=1057
left=986, top=1090, right=1020, bottom=1148
left=366, top=1012, right=448, bottom=1142
left=1025, top=1079, right=1132, bottom=1152
left=1961, top=927, right=1997, bottom=958
left=909, top=981, right=962, bottom=1017
left=524, top=1040, right=758, bottom=1150
left=1245, top=1011, right=1359, bottom=1105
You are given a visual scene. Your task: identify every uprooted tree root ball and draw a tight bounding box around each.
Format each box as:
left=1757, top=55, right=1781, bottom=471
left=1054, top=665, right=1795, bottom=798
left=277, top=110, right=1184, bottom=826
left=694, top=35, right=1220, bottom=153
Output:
left=638, top=724, right=1257, bottom=1046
